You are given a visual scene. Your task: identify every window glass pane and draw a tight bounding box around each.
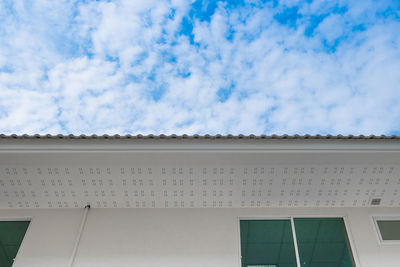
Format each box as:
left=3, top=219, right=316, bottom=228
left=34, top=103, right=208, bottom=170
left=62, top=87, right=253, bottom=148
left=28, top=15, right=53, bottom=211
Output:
left=377, top=220, right=400, bottom=240
left=240, top=220, right=297, bottom=267
left=0, top=221, right=30, bottom=267
left=294, top=218, right=356, bottom=267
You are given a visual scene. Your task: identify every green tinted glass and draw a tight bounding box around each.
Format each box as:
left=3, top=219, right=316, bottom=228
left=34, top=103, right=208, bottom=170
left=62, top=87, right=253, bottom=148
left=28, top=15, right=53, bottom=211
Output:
left=240, top=220, right=297, bottom=267
left=294, top=218, right=355, bottom=267
left=0, top=221, right=30, bottom=267
left=377, top=220, right=400, bottom=240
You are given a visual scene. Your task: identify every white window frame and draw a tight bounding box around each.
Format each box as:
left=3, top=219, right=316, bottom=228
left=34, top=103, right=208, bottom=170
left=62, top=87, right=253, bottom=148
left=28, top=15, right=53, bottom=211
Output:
left=238, top=215, right=360, bottom=267
left=371, top=215, right=400, bottom=245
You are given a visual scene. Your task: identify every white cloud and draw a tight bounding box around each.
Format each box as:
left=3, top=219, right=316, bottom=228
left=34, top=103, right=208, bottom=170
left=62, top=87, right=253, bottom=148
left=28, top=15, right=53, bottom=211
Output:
left=0, top=0, right=399, bottom=135
left=315, top=14, right=347, bottom=44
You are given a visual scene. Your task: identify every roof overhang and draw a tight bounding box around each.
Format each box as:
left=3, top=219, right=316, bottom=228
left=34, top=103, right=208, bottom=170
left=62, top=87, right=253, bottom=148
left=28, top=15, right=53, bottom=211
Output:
left=0, top=136, right=399, bottom=209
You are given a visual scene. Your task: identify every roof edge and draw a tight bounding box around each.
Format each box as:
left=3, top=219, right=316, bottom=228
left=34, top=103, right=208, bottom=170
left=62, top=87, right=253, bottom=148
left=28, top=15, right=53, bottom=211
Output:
left=0, top=134, right=399, bottom=140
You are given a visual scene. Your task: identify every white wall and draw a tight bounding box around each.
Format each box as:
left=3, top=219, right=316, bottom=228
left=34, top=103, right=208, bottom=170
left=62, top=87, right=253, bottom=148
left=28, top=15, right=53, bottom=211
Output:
left=1, top=207, right=400, bottom=267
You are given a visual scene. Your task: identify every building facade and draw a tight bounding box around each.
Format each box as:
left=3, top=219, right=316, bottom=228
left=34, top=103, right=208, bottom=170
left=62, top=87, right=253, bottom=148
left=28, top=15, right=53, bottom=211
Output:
left=0, top=135, right=399, bottom=267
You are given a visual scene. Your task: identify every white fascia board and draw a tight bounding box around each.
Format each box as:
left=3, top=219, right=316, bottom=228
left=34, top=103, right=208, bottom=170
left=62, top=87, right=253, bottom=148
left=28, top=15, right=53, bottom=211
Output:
left=0, top=139, right=400, bottom=153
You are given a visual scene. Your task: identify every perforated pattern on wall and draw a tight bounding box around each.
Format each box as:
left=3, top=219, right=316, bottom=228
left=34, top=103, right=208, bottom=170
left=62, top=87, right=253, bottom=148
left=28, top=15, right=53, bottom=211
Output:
left=0, top=166, right=398, bottom=208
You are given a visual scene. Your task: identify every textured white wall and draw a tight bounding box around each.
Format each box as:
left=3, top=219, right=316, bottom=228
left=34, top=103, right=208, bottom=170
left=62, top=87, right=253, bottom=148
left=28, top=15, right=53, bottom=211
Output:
left=1, top=207, right=399, bottom=267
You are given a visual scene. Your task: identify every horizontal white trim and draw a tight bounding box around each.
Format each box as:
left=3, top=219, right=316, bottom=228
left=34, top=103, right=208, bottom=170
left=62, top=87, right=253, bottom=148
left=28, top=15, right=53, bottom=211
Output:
left=1, top=149, right=400, bottom=153
left=1, top=138, right=400, bottom=153
left=1, top=146, right=400, bottom=153
left=0, top=217, right=32, bottom=221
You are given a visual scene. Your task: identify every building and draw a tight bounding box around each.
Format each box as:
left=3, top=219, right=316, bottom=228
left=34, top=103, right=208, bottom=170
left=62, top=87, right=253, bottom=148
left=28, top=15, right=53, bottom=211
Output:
left=0, top=134, right=399, bottom=267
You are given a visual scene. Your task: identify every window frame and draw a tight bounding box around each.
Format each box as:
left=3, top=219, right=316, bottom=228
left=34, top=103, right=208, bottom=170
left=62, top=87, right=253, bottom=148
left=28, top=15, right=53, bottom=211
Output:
left=371, top=215, right=400, bottom=245
left=238, top=215, right=360, bottom=267
left=0, top=217, right=32, bottom=266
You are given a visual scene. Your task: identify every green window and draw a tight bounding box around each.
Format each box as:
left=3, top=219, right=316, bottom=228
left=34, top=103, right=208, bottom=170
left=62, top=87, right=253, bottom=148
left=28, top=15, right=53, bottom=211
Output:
left=294, top=218, right=356, bottom=267
left=0, top=221, right=30, bottom=267
left=240, top=220, right=297, bottom=267
left=240, top=218, right=356, bottom=267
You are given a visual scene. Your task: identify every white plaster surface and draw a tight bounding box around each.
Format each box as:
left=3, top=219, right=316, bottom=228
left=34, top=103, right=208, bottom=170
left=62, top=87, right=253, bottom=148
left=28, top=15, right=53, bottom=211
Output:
left=1, top=207, right=399, bottom=267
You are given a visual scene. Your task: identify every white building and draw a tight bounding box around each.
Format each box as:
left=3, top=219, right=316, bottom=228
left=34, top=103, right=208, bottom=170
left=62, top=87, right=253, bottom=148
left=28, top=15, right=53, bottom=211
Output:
left=0, top=134, right=399, bottom=267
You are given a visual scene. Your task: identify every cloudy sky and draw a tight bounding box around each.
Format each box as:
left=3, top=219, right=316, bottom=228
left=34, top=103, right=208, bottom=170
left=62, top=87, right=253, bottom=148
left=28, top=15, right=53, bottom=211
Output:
left=0, top=0, right=399, bottom=135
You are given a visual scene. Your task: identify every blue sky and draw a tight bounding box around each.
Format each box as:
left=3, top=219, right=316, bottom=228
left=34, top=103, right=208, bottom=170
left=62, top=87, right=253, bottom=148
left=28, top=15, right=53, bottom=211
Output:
left=0, top=0, right=400, bottom=135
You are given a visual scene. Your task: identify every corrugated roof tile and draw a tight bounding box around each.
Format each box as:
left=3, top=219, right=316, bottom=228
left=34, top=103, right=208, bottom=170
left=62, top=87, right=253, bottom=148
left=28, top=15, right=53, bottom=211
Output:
left=0, top=134, right=398, bottom=140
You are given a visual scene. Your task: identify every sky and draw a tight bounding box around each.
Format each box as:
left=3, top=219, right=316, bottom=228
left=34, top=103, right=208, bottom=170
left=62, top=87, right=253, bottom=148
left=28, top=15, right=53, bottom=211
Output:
left=0, top=0, right=399, bottom=135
